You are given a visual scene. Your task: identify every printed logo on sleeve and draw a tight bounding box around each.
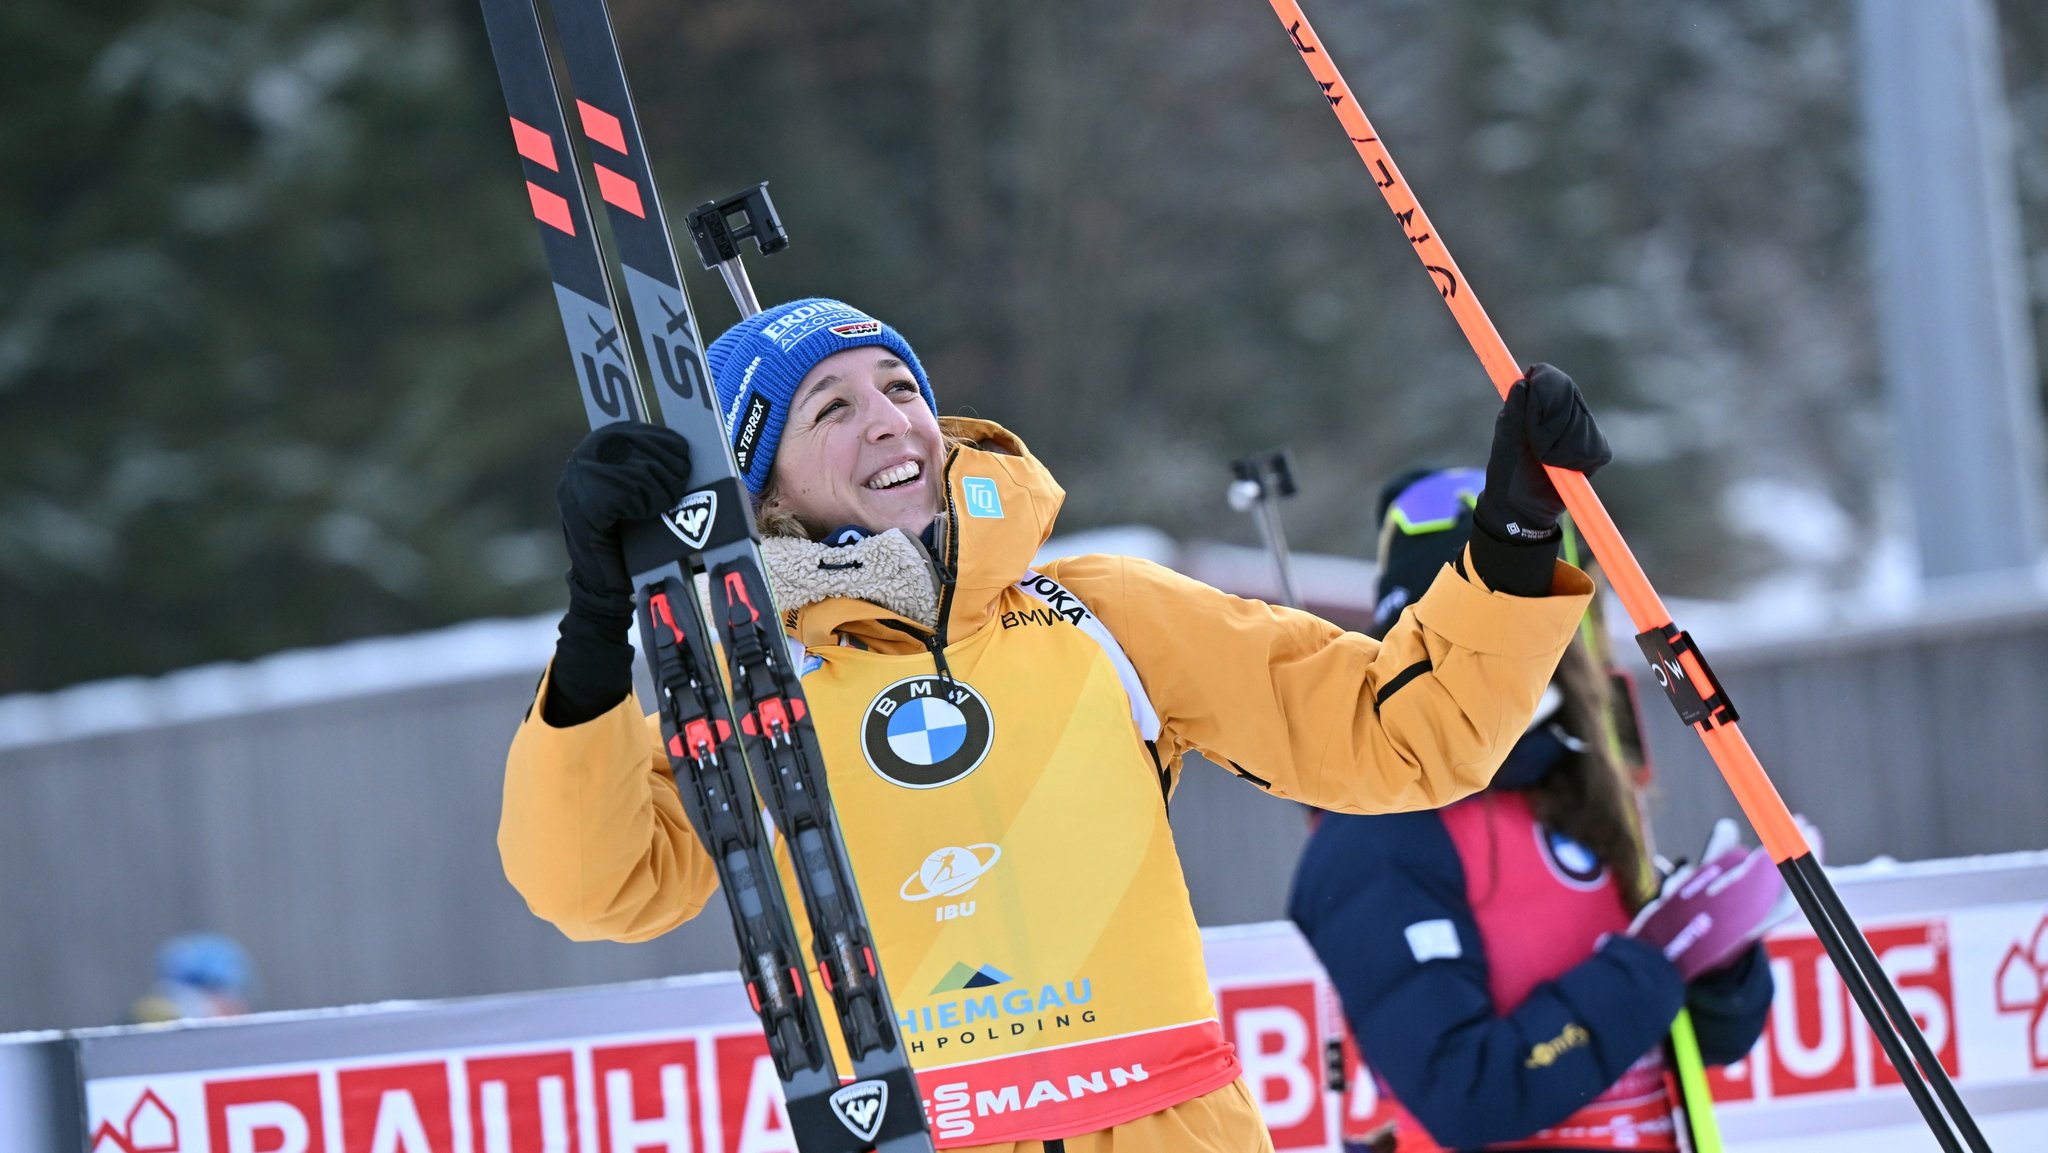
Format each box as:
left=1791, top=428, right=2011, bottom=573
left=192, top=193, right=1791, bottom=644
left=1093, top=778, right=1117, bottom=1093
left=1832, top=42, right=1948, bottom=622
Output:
left=962, top=477, right=1004, bottom=519
left=1404, top=918, right=1462, bottom=963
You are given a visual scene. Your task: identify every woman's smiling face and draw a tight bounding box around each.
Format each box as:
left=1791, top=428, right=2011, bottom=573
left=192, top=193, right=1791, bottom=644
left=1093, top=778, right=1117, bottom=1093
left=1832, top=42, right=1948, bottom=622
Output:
left=762, top=345, right=945, bottom=539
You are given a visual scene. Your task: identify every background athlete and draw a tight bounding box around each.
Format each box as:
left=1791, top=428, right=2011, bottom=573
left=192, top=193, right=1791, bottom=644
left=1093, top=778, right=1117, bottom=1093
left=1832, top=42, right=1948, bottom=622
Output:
left=1291, top=468, right=1783, bottom=1153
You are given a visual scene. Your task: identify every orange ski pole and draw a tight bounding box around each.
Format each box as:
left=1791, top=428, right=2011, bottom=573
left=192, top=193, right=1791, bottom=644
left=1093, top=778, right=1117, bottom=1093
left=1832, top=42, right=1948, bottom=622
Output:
left=1266, top=5, right=1989, bottom=1151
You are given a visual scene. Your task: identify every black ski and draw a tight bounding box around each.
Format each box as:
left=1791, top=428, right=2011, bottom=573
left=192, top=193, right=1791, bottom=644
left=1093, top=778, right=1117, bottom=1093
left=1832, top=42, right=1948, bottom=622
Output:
left=475, top=0, right=931, bottom=1148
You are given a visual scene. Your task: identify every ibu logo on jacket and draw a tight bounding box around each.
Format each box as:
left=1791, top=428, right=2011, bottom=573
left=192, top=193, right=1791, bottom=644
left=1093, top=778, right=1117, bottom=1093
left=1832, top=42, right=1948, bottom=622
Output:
left=863, top=676, right=995, bottom=788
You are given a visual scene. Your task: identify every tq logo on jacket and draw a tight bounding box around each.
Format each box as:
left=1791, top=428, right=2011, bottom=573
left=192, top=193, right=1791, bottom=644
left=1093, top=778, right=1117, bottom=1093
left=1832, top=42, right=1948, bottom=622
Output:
left=863, top=676, right=994, bottom=788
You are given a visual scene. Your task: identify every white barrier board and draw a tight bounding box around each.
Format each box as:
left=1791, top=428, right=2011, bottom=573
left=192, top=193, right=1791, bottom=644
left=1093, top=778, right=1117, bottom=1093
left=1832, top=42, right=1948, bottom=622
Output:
left=72, top=854, right=2048, bottom=1152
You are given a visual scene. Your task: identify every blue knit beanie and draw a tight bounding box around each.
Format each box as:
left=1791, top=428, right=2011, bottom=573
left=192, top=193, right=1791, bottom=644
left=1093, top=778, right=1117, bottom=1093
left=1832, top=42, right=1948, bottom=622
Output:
left=706, top=298, right=937, bottom=495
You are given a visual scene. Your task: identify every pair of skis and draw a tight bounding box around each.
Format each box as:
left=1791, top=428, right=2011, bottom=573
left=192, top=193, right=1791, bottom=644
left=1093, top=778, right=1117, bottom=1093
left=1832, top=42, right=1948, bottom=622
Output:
left=474, top=0, right=932, bottom=1149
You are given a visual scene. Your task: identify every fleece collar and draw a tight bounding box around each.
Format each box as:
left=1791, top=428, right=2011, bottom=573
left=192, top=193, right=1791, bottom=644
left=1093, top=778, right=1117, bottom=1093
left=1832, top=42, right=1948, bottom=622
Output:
left=760, top=530, right=940, bottom=631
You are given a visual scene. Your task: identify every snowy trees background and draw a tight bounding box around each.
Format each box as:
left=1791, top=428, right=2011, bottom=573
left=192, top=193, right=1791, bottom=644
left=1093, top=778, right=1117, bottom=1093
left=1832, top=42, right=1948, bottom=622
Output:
left=2, top=0, right=2043, bottom=692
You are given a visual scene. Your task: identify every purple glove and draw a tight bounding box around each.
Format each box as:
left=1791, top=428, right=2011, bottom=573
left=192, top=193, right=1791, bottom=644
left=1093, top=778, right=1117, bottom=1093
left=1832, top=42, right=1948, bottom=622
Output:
left=1627, top=844, right=1789, bottom=982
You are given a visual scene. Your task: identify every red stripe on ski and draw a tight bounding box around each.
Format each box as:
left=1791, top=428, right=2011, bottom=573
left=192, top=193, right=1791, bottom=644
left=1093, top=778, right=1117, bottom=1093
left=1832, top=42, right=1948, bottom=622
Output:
left=526, top=182, right=575, bottom=235
left=593, top=163, right=646, bottom=218
left=508, top=117, right=559, bottom=171
left=576, top=99, right=629, bottom=154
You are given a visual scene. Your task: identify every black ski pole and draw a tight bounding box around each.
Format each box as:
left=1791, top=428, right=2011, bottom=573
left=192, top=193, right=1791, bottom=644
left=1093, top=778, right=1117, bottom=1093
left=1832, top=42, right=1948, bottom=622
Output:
left=1267, top=6, right=1993, bottom=1150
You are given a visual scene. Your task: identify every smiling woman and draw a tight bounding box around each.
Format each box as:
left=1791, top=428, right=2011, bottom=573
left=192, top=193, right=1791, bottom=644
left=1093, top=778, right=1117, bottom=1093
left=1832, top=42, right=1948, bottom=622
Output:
left=501, top=295, right=1616, bottom=1153
left=697, top=301, right=971, bottom=543
left=757, top=346, right=948, bottom=539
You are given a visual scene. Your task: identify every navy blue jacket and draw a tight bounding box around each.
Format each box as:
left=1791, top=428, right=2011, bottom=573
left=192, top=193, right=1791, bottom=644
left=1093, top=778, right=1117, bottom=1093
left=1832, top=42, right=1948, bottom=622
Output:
left=1288, top=756, right=1773, bottom=1150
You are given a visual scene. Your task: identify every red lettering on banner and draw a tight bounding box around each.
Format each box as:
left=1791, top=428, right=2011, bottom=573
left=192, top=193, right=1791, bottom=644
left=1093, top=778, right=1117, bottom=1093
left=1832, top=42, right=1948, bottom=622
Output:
left=590, top=1040, right=702, bottom=1153
left=339, top=1062, right=453, bottom=1153
left=1710, top=918, right=1957, bottom=1105
left=713, top=1032, right=797, bottom=1153
left=1336, top=1030, right=1398, bottom=1145
left=1993, top=914, right=2048, bottom=1069
left=467, top=1051, right=582, bottom=1153
left=1764, top=935, right=1858, bottom=1096
left=91, top=1088, right=179, bottom=1153
left=1864, top=923, right=1959, bottom=1086
left=1704, top=1052, right=1757, bottom=1104
left=207, top=1073, right=325, bottom=1153
left=1220, top=982, right=1326, bottom=1150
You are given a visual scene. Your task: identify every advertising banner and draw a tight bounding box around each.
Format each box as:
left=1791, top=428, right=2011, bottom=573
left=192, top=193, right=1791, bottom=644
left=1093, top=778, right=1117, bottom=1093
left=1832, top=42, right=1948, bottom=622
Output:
left=75, top=855, right=2048, bottom=1152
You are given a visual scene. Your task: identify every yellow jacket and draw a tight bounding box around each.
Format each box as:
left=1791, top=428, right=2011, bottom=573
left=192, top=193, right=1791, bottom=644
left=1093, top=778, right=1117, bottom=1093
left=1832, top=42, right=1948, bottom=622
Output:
left=502, top=417, right=1592, bottom=1151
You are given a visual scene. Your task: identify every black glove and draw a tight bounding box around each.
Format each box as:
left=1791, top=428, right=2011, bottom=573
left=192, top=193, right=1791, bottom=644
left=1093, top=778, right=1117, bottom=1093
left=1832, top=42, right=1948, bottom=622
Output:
left=557, top=422, right=694, bottom=616
left=1469, top=364, right=1611, bottom=595
left=543, top=422, right=692, bottom=726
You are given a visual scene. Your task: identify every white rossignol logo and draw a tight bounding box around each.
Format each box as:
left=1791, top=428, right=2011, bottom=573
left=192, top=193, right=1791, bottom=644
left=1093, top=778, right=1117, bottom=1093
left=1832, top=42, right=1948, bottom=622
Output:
left=662, top=490, right=717, bottom=550
left=733, top=394, right=772, bottom=474
left=830, top=1080, right=889, bottom=1143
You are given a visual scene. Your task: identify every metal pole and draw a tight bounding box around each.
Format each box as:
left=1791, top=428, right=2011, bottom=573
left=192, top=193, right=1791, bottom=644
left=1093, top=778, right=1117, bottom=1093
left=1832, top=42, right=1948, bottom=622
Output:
left=686, top=183, right=787, bottom=321
left=1858, top=0, right=2046, bottom=581
left=1229, top=450, right=1305, bottom=607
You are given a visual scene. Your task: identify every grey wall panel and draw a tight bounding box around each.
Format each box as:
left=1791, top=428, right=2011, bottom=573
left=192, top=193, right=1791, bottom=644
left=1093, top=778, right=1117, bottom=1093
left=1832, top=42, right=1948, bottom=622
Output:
left=0, top=1038, right=82, bottom=1152
left=1631, top=613, right=2048, bottom=865
left=7, top=606, right=2048, bottom=1036
left=0, top=673, right=736, bottom=1034
left=1170, top=755, right=1312, bottom=927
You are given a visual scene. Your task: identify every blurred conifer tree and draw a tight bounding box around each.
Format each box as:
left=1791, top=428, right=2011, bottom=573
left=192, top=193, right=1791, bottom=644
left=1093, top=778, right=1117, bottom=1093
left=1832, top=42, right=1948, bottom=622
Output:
left=0, top=0, right=2040, bottom=691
